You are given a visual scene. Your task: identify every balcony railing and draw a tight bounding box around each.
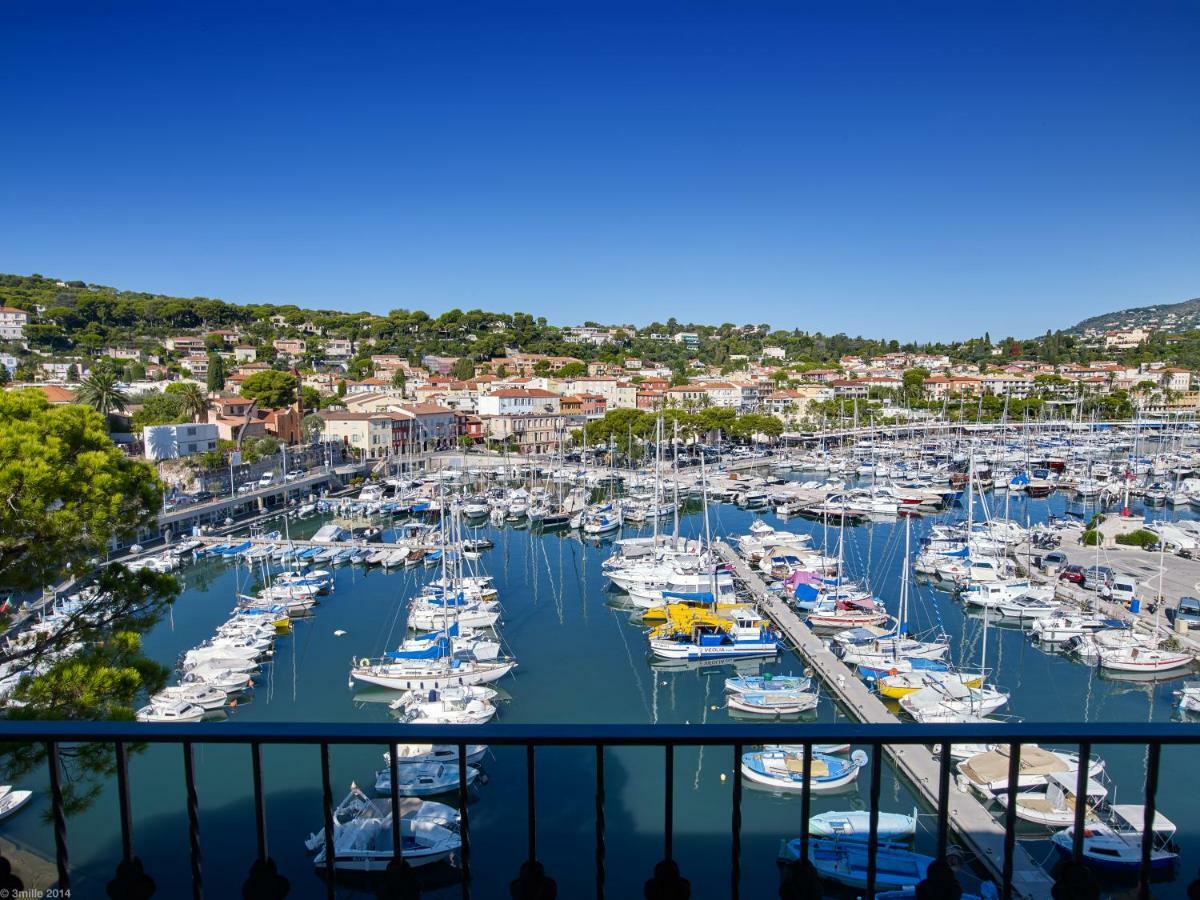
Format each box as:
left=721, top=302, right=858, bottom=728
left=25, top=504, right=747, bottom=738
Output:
left=0, top=720, right=1193, bottom=899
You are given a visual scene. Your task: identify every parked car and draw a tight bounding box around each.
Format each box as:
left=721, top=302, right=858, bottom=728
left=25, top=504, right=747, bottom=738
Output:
left=1100, top=574, right=1139, bottom=606
left=1059, top=565, right=1085, bottom=584
left=191, top=490, right=215, bottom=503
left=258, top=473, right=276, bottom=488
left=1170, top=596, right=1200, bottom=630
left=1082, top=565, right=1114, bottom=590
left=1039, top=551, right=1069, bottom=574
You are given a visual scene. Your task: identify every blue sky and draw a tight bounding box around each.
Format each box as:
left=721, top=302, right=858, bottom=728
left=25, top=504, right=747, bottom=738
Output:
left=1, top=1, right=1196, bottom=341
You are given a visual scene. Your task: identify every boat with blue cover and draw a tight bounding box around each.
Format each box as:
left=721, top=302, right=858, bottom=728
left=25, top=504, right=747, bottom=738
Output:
left=779, top=837, right=934, bottom=891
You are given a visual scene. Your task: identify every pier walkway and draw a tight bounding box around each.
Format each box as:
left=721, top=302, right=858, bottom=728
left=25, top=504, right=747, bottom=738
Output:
left=714, top=541, right=1055, bottom=898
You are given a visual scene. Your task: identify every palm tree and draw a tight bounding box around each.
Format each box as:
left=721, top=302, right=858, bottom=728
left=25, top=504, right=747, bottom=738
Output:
left=176, top=382, right=210, bottom=423
left=76, top=371, right=129, bottom=416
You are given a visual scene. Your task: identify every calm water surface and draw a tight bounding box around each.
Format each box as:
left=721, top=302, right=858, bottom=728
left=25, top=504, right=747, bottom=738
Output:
left=6, top=474, right=1199, bottom=898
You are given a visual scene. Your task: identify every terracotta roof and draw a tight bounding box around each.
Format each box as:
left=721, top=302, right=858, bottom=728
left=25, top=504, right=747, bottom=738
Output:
left=37, top=385, right=76, bottom=403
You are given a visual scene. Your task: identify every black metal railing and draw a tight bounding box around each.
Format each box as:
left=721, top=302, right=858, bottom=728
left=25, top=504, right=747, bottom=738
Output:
left=0, top=720, right=1194, bottom=899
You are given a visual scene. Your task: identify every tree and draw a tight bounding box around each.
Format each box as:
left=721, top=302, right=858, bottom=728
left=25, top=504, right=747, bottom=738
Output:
left=902, top=368, right=930, bottom=402
left=0, top=390, right=178, bottom=813
left=0, top=364, right=9, bottom=386
left=66, top=364, right=79, bottom=382
left=174, top=382, right=209, bottom=423
left=239, top=370, right=298, bottom=409
left=301, top=386, right=322, bottom=411
left=392, top=369, right=407, bottom=394
left=206, top=352, right=226, bottom=392
left=450, top=357, right=476, bottom=380
left=337, top=379, right=347, bottom=398
left=555, top=361, right=587, bottom=378
left=75, top=371, right=129, bottom=416
left=303, top=413, right=325, bottom=441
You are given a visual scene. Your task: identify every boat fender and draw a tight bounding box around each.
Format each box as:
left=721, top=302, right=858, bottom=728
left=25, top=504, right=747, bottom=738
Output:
left=850, top=749, right=868, bottom=768
left=359, top=658, right=370, bottom=667
left=889, top=668, right=899, bottom=676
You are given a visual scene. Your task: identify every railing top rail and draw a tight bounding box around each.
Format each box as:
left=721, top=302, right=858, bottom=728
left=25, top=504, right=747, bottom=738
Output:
left=0, top=720, right=1196, bottom=745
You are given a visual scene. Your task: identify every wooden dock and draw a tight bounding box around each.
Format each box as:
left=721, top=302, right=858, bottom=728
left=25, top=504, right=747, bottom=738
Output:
left=715, top=541, right=1056, bottom=898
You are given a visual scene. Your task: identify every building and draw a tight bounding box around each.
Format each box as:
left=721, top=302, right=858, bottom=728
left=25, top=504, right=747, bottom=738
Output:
left=143, top=423, right=219, bottom=461
left=324, top=338, right=353, bottom=358
left=272, top=338, right=306, bottom=356
left=477, top=388, right=561, bottom=417
left=319, top=412, right=394, bottom=458
left=40, top=360, right=87, bottom=380
left=105, top=347, right=142, bottom=362
left=1161, top=368, right=1193, bottom=392
left=0, top=307, right=29, bottom=341
left=672, top=332, right=700, bottom=348
left=480, top=413, right=566, bottom=455
left=180, top=353, right=209, bottom=377
left=761, top=346, right=786, bottom=360
left=560, top=393, right=607, bottom=424
left=207, top=398, right=266, bottom=442
left=166, top=336, right=207, bottom=353
left=421, top=355, right=459, bottom=376
left=233, top=346, right=257, bottom=363
left=562, top=326, right=621, bottom=345
left=761, top=387, right=831, bottom=423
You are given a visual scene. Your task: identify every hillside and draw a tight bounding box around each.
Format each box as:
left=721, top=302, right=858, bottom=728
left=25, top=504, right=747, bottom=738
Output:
left=1066, top=297, right=1200, bottom=335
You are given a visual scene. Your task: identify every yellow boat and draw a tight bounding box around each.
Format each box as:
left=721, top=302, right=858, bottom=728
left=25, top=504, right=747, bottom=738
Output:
left=877, top=671, right=983, bottom=700
left=642, top=601, right=741, bottom=625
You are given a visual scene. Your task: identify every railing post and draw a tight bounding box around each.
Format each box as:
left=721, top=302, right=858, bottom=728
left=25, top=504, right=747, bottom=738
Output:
left=320, top=742, right=335, bottom=899
left=936, top=742, right=951, bottom=859
left=731, top=742, right=742, bottom=900
left=1139, top=742, right=1161, bottom=900
left=595, top=745, right=605, bottom=900
left=1072, top=741, right=1091, bottom=863
left=115, top=740, right=134, bottom=864
left=46, top=741, right=70, bottom=890
left=799, top=741, right=812, bottom=864
left=866, top=745, right=882, bottom=900
left=664, top=744, right=674, bottom=863
left=1002, top=743, right=1022, bottom=900
left=389, top=743, right=402, bottom=861
left=182, top=741, right=203, bottom=899
left=526, top=744, right=537, bottom=863
left=251, top=741, right=267, bottom=862
left=458, top=743, right=471, bottom=900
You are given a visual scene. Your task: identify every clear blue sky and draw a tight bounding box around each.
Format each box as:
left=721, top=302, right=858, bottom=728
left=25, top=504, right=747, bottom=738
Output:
left=1, top=1, right=1196, bottom=341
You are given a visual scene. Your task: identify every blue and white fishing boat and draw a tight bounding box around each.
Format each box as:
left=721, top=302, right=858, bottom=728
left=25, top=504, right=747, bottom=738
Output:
left=809, top=808, right=918, bottom=842
left=724, top=674, right=811, bottom=695
left=741, top=748, right=867, bottom=793
left=779, top=838, right=933, bottom=891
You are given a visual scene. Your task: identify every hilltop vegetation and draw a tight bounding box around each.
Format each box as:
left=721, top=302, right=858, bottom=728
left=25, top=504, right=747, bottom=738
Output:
left=4, top=272, right=1199, bottom=373
left=1066, top=296, right=1200, bottom=335
left=0, top=273, right=1003, bottom=371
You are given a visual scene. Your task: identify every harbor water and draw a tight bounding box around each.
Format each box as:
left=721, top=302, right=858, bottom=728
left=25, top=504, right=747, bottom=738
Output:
left=5, top=476, right=1199, bottom=898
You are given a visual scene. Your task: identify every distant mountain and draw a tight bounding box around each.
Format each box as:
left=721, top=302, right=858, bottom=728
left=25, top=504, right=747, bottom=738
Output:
left=1066, top=297, right=1200, bottom=335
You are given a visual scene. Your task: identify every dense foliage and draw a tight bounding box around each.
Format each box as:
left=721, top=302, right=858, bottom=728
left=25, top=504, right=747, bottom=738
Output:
left=0, top=390, right=179, bottom=812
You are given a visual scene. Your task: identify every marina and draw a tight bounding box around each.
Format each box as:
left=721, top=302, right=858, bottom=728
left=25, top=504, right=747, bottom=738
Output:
left=6, top=424, right=1200, bottom=896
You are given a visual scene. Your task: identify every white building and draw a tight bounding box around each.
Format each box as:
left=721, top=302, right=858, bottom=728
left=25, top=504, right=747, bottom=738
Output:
left=0, top=307, right=29, bottom=341
left=143, top=423, right=219, bottom=460
left=477, top=388, right=561, bottom=416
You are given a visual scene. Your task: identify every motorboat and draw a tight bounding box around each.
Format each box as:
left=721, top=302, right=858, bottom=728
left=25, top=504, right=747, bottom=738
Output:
left=956, top=745, right=1105, bottom=799
left=0, top=786, right=33, bottom=822
left=383, top=745, right=488, bottom=767
left=151, top=684, right=228, bottom=710
left=727, top=689, right=818, bottom=716
left=1051, top=805, right=1178, bottom=872
left=996, top=772, right=1108, bottom=828
left=135, top=700, right=205, bottom=723
left=309, top=786, right=461, bottom=871
left=374, top=762, right=479, bottom=797
left=809, top=808, right=917, bottom=842
left=780, top=838, right=935, bottom=891
left=741, top=748, right=867, bottom=793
